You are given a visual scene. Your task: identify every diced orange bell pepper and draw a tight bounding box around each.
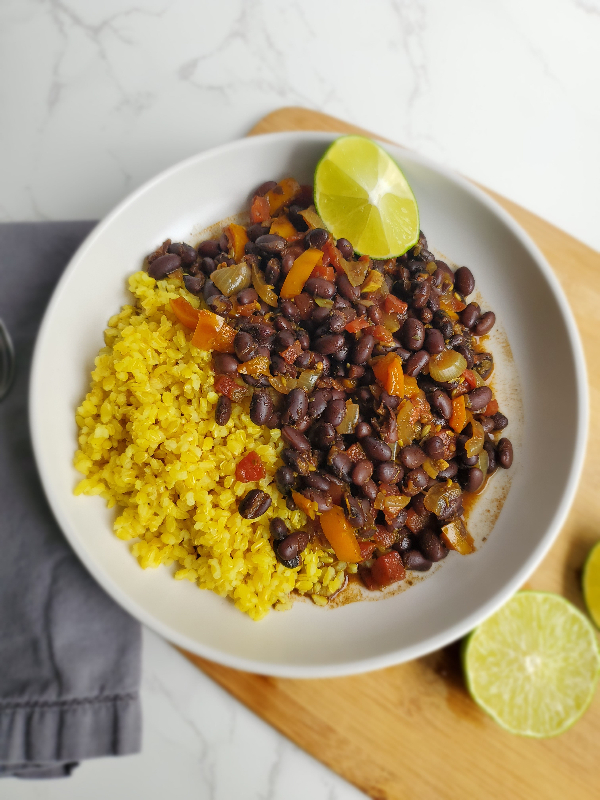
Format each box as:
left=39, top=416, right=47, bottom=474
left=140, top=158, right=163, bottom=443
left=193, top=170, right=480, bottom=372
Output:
left=192, top=310, right=236, bottom=353
left=383, top=295, right=408, bottom=315
left=482, top=398, right=499, bottom=417
left=170, top=297, right=199, bottom=330
left=372, top=352, right=404, bottom=397
left=270, top=216, right=297, bottom=240
left=402, top=376, right=420, bottom=398
left=265, top=178, right=300, bottom=215
left=441, top=519, right=475, bottom=555
left=280, top=248, right=323, bottom=299
left=224, top=223, right=248, bottom=263
left=449, top=394, right=467, bottom=433
left=345, top=316, right=371, bottom=334
left=361, top=269, right=385, bottom=293
left=292, top=491, right=319, bottom=520
left=237, top=356, right=271, bottom=378
left=319, top=506, right=362, bottom=563
left=250, top=195, right=270, bottom=224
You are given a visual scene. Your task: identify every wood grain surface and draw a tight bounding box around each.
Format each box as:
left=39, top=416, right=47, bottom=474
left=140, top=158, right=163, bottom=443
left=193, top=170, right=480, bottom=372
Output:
left=182, top=108, right=600, bottom=800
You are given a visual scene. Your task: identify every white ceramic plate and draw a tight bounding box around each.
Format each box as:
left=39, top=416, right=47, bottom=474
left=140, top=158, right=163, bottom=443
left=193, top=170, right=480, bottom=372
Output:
left=30, top=132, right=587, bottom=678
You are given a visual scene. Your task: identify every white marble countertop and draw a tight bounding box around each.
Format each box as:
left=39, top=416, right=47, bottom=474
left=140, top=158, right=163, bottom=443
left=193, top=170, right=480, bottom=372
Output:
left=2, top=0, right=599, bottom=798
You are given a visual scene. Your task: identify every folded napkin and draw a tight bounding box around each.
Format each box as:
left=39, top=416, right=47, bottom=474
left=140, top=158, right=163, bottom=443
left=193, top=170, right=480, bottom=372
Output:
left=0, top=222, right=141, bottom=779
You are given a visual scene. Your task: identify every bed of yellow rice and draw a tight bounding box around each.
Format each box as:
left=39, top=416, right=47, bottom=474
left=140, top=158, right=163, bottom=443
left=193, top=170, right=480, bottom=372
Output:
left=73, top=271, right=354, bottom=620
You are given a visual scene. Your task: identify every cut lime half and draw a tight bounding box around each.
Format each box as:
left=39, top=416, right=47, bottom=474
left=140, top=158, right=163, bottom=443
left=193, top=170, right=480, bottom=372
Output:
left=463, top=591, right=600, bottom=737
left=314, top=135, right=419, bottom=259
left=583, top=541, right=600, bottom=628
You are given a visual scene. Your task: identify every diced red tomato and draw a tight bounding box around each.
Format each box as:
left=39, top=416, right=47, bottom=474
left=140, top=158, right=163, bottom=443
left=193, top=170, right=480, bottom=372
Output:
left=235, top=451, right=266, bottom=482
left=280, top=340, right=302, bottom=364
left=213, top=375, right=248, bottom=403
left=383, top=295, right=408, bottom=315
left=373, top=525, right=396, bottom=549
left=321, top=239, right=342, bottom=271
left=345, top=316, right=371, bottom=334
left=462, top=369, right=478, bottom=389
left=358, top=564, right=379, bottom=591
left=370, top=551, right=406, bottom=587
left=310, top=262, right=335, bottom=281
left=405, top=508, right=431, bottom=534
left=250, top=195, right=270, bottom=224
left=371, top=324, right=396, bottom=346
left=359, top=541, right=377, bottom=561
left=482, top=398, right=499, bottom=417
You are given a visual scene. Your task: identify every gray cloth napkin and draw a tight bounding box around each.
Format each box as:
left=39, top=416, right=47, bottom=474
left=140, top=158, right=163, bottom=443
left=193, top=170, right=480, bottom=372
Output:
left=0, top=222, right=142, bottom=779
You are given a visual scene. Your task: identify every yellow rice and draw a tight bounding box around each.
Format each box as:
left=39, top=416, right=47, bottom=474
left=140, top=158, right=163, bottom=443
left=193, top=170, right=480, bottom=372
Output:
left=74, top=271, right=354, bottom=620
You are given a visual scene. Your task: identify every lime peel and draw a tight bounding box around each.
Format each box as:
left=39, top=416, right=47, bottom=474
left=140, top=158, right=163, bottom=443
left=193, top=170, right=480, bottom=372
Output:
left=463, top=591, right=600, bottom=738
left=583, top=541, right=600, bottom=628
left=314, top=135, right=419, bottom=259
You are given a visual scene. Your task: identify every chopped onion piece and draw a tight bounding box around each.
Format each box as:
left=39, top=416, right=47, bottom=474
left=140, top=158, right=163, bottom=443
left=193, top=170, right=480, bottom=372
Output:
left=477, top=449, right=489, bottom=476
left=424, top=481, right=462, bottom=517
left=297, top=369, right=322, bottom=394
left=314, top=297, right=334, bottom=308
left=210, top=263, right=251, bottom=296
left=252, top=264, right=278, bottom=307
left=465, top=418, right=485, bottom=458
left=429, top=350, right=467, bottom=382
left=336, top=401, right=360, bottom=434
left=341, top=257, right=370, bottom=287
left=300, top=206, right=326, bottom=230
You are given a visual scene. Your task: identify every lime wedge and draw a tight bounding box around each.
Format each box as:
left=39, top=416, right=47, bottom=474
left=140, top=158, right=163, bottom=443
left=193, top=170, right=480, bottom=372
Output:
left=463, top=591, right=600, bottom=737
left=314, top=135, right=419, bottom=259
left=583, top=542, right=600, bottom=628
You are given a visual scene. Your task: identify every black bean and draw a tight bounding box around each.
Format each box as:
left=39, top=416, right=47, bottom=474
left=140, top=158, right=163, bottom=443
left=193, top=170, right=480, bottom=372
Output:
left=393, top=530, right=413, bottom=553
left=219, top=231, right=230, bottom=252
left=250, top=389, right=273, bottom=425
left=464, top=467, right=484, bottom=492
left=304, top=277, right=336, bottom=299
left=448, top=334, right=463, bottom=348
left=418, top=530, right=448, bottom=562
left=215, top=396, right=231, bottom=426
left=312, top=422, right=336, bottom=447
left=380, top=391, right=400, bottom=411
left=368, top=305, right=383, bottom=324
left=400, top=444, right=426, bottom=469
left=424, top=436, right=445, bottom=459
left=148, top=253, right=181, bottom=280
left=437, top=459, right=458, bottom=480
left=405, top=349, right=430, bottom=377
left=307, top=390, right=330, bottom=420
left=420, top=307, right=433, bottom=324
left=296, top=417, right=311, bottom=433
left=289, top=205, right=308, bottom=231
left=473, top=311, right=496, bottom=336
left=213, top=353, right=238, bottom=375
left=362, top=436, right=392, bottom=462
left=456, top=344, right=474, bottom=370
left=203, top=279, right=220, bottom=301
left=375, top=461, right=403, bottom=483
left=168, top=242, right=197, bottom=265
left=412, top=280, right=431, bottom=308
left=401, top=317, right=425, bottom=351
left=351, top=333, right=375, bottom=365
left=337, top=273, right=361, bottom=303
left=355, top=421, right=372, bottom=439
left=264, top=258, right=280, bottom=285
left=280, top=299, right=300, bottom=322
left=302, top=489, right=332, bottom=512
left=276, top=465, right=296, bottom=494
left=274, top=330, right=295, bottom=352
left=497, top=438, right=513, bottom=469
left=336, top=238, right=354, bottom=259
left=239, top=489, right=271, bottom=519
left=282, top=426, right=311, bottom=452
left=303, top=472, right=331, bottom=492
left=274, top=315, right=294, bottom=332
left=403, top=550, right=432, bottom=571
left=266, top=412, right=281, bottom=429
left=330, top=451, right=353, bottom=481
left=235, top=287, right=257, bottom=305
left=200, top=257, right=217, bottom=277
left=255, top=234, right=286, bottom=256
left=405, top=467, right=429, bottom=490
left=234, top=331, right=257, bottom=362
left=246, top=223, right=270, bottom=242
left=314, top=334, right=345, bottom=355
left=352, top=459, right=374, bottom=486
left=484, top=441, right=497, bottom=474
left=344, top=493, right=365, bottom=527
left=424, top=328, right=444, bottom=355
left=461, top=453, right=479, bottom=467
left=183, top=274, right=205, bottom=295
left=197, top=240, right=221, bottom=259
left=255, top=180, right=277, bottom=196
left=460, top=303, right=480, bottom=329
left=492, top=412, right=509, bottom=431
left=270, top=517, right=289, bottom=541
left=360, top=479, right=378, bottom=501
left=430, top=389, right=452, bottom=420
left=285, top=388, right=308, bottom=423
left=277, top=531, right=309, bottom=562
left=479, top=415, right=495, bottom=434
left=207, top=295, right=232, bottom=316
left=306, top=228, right=329, bottom=249
left=455, top=266, right=475, bottom=296
left=323, top=398, right=346, bottom=427
left=467, top=386, right=493, bottom=411
left=277, top=554, right=301, bottom=569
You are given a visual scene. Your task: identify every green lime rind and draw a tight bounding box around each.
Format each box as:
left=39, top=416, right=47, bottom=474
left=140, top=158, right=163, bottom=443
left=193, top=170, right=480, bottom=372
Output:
left=463, top=591, right=600, bottom=738
left=582, top=541, right=600, bottom=629
left=313, top=135, right=419, bottom=260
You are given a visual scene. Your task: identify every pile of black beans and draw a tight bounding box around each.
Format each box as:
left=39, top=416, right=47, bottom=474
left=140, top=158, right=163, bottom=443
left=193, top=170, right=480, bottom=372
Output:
left=146, top=179, right=513, bottom=588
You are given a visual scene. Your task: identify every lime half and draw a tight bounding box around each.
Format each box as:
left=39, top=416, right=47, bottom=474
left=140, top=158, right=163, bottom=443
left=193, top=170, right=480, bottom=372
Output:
left=583, top=542, right=600, bottom=628
left=314, top=135, right=419, bottom=259
left=463, top=592, right=600, bottom=737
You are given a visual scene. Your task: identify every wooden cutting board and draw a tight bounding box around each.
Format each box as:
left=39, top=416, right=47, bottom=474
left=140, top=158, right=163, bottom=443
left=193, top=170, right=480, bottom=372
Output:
left=182, top=108, right=600, bottom=800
